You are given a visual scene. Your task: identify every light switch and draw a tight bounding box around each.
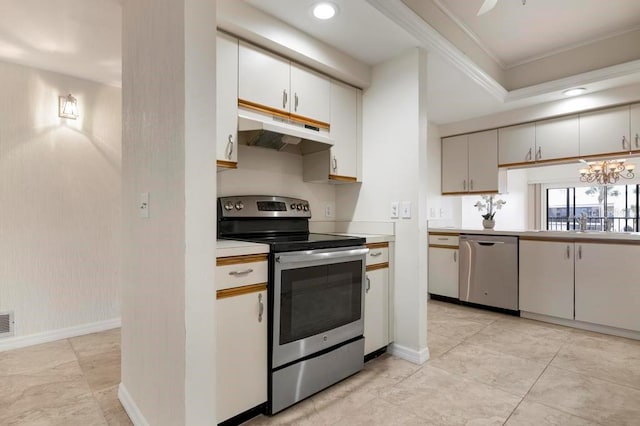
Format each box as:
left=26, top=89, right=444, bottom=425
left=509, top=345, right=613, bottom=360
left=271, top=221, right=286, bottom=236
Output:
left=139, top=192, right=150, bottom=218
left=401, top=201, right=411, bottom=219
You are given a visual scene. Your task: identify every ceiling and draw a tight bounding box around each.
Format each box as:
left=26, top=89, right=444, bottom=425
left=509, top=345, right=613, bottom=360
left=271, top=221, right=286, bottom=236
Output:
left=436, top=0, right=640, bottom=68
left=0, top=0, right=638, bottom=125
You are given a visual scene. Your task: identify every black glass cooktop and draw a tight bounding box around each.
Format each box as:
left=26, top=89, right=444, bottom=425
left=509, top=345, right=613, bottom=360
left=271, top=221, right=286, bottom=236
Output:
left=228, top=233, right=366, bottom=252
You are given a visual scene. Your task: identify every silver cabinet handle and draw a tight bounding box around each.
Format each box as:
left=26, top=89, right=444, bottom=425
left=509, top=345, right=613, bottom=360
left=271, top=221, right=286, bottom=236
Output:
left=536, top=147, right=542, bottom=160
left=228, top=268, right=253, bottom=276
left=566, top=245, right=570, bottom=259
left=366, top=276, right=371, bottom=293
left=470, top=179, right=474, bottom=190
left=294, top=93, right=299, bottom=112
left=636, top=133, right=639, bottom=148
left=226, top=134, right=234, bottom=159
left=258, top=293, right=264, bottom=323
left=463, top=180, right=467, bottom=191
left=453, top=251, right=457, bottom=262
left=527, top=147, right=532, bottom=161
left=578, top=245, right=582, bottom=260
left=437, top=237, right=449, bottom=241
left=332, top=155, right=337, bottom=172
left=622, top=136, right=628, bottom=150
left=370, top=251, right=383, bottom=257
left=283, top=90, right=288, bottom=109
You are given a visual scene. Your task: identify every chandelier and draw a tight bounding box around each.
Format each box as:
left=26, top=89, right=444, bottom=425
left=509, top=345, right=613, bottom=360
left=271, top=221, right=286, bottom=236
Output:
left=579, top=159, right=635, bottom=184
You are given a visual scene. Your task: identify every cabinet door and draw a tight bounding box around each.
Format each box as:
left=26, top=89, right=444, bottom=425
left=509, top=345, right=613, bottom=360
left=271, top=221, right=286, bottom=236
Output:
left=575, top=243, right=640, bottom=332
left=216, top=290, right=268, bottom=422
left=468, top=129, right=498, bottom=193
left=498, top=123, right=535, bottom=166
left=535, top=115, right=579, bottom=162
left=329, top=80, right=358, bottom=179
left=428, top=247, right=458, bottom=299
left=519, top=241, right=574, bottom=320
left=630, top=103, right=640, bottom=152
left=216, top=33, right=238, bottom=166
left=579, top=106, right=631, bottom=157
left=364, top=268, right=389, bottom=355
left=238, top=41, right=290, bottom=113
left=442, top=135, right=468, bottom=194
left=290, top=64, right=331, bottom=125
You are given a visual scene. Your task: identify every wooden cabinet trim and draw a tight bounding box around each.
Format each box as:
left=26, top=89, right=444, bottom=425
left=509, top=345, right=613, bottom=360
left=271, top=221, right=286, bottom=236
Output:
left=238, top=99, right=330, bottom=130
left=521, top=235, right=640, bottom=245
left=366, top=262, right=389, bottom=272
left=216, top=254, right=268, bottom=266
left=429, top=244, right=458, bottom=250
left=366, top=242, right=389, bottom=249
left=429, top=232, right=460, bottom=237
left=216, top=283, right=267, bottom=299
left=328, top=174, right=357, bottom=183
left=216, top=160, right=238, bottom=169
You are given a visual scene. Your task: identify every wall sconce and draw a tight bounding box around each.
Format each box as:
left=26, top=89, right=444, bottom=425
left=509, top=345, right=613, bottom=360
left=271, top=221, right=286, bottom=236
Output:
left=58, top=93, right=79, bottom=119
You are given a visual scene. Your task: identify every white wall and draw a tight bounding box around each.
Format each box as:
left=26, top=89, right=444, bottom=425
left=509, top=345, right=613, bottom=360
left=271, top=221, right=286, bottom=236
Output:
left=217, top=145, right=336, bottom=219
left=336, top=48, right=429, bottom=363
left=121, top=0, right=217, bottom=424
left=0, top=60, right=121, bottom=342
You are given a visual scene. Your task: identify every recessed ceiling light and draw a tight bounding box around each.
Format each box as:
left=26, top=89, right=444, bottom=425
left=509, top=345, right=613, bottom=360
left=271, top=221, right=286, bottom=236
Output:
left=563, top=88, right=587, bottom=97
left=312, top=2, right=338, bottom=20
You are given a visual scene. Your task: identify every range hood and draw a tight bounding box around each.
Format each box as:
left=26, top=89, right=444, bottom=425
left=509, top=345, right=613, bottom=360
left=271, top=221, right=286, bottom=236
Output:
left=237, top=107, right=333, bottom=152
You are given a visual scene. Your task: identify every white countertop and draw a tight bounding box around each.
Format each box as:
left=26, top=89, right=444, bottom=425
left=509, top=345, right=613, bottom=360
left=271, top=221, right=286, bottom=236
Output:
left=429, top=227, right=640, bottom=242
left=216, top=239, right=269, bottom=257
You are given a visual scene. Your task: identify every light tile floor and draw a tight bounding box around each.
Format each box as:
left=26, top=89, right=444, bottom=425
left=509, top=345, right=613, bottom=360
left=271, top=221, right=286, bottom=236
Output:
left=2, top=300, right=640, bottom=425
left=0, top=328, right=131, bottom=425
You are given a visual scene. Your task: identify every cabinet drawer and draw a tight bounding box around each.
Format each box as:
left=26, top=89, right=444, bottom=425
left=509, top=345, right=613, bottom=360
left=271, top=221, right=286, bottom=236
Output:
left=366, top=243, right=389, bottom=266
left=428, top=234, right=459, bottom=247
left=216, top=254, right=268, bottom=291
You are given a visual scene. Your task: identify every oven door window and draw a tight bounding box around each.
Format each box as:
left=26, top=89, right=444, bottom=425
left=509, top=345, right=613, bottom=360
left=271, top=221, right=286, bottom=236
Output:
left=280, top=260, right=362, bottom=345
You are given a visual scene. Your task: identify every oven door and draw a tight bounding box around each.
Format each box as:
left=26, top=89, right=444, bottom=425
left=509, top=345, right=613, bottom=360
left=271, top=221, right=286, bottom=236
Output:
left=272, top=246, right=368, bottom=368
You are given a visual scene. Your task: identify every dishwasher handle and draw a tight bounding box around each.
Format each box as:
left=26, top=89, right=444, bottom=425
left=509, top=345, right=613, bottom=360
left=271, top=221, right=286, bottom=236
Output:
left=475, top=240, right=505, bottom=246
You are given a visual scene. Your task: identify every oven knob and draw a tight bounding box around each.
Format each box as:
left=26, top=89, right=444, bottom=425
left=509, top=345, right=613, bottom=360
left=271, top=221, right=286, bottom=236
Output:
left=303, top=204, right=309, bottom=211
left=296, top=203, right=303, bottom=210
left=235, top=201, right=244, bottom=210
left=290, top=203, right=296, bottom=210
left=224, top=201, right=234, bottom=211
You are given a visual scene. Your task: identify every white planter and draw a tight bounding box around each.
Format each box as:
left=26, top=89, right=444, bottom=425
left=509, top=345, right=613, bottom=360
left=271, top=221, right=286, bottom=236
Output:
left=482, top=219, right=495, bottom=229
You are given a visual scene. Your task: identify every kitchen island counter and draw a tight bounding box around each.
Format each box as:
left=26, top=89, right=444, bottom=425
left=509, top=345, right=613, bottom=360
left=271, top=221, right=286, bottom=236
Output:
left=429, top=227, right=640, bottom=243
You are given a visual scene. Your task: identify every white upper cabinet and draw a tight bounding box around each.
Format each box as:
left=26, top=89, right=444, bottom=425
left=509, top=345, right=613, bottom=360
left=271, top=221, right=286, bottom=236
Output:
left=630, top=103, right=640, bottom=152
left=579, top=106, right=631, bottom=157
left=328, top=80, right=358, bottom=179
left=238, top=41, right=290, bottom=114
left=468, top=130, right=498, bottom=193
left=237, top=42, right=331, bottom=126
left=216, top=33, right=238, bottom=169
left=535, top=115, right=579, bottom=162
left=442, top=130, right=498, bottom=194
left=290, top=64, right=331, bottom=124
left=442, top=135, right=469, bottom=194
left=498, top=123, right=535, bottom=166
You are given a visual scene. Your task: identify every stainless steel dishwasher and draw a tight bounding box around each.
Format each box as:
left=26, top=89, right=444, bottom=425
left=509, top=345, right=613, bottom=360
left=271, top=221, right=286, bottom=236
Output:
left=459, top=234, right=518, bottom=311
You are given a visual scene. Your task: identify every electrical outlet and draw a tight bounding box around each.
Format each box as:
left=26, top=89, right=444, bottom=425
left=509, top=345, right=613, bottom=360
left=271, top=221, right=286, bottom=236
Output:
left=139, top=192, right=150, bottom=218
left=390, top=201, right=399, bottom=219
left=401, top=201, right=411, bottom=219
left=429, top=208, right=436, bottom=218
left=324, top=202, right=335, bottom=218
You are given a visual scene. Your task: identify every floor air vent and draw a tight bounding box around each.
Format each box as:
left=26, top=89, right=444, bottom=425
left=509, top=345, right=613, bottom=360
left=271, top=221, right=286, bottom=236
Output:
left=0, top=311, right=14, bottom=338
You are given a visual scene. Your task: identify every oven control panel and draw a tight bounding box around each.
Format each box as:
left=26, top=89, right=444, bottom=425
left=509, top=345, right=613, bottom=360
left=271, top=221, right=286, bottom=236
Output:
left=218, top=195, right=311, bottom=218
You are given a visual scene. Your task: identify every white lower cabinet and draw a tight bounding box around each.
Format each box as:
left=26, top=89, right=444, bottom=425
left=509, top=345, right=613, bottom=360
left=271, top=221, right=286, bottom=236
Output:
left=428, top=247, right=458, bottom=299
left=364, top=267, right=389, bottom=355
left=519, top=240, right=574, bottom=320
left=364, top=243, right=390, bottom=356
left=216, top=254, right=268, bottom=423
left=574, top=243, right=640, bottom=332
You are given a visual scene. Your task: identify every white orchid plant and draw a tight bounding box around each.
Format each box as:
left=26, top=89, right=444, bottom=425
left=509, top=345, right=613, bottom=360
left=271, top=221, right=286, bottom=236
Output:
left=474, top=195, right=506, bottom=220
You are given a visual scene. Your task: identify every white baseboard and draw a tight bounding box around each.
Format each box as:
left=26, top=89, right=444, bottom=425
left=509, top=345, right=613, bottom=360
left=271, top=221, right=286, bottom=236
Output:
left=387, top=342, right=430, bottom=364
left=118, top=383, right=149, bottom=426
left=0, top=318, right=121, bottom=352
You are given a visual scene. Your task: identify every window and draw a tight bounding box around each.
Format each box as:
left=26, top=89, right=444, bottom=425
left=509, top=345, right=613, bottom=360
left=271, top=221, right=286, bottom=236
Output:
left=546, top=185, right=639, bottom=231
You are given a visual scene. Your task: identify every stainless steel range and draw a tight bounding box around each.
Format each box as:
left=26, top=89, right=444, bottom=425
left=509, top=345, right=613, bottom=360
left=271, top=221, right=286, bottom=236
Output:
left=217, top=195, right=367, bottom=414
